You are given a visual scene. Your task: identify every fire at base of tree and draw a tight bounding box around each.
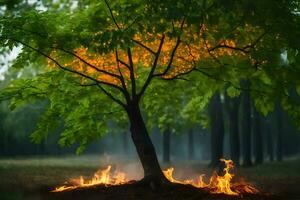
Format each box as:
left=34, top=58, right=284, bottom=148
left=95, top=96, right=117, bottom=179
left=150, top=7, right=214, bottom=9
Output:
left=52, top=159, right=259, bottom=197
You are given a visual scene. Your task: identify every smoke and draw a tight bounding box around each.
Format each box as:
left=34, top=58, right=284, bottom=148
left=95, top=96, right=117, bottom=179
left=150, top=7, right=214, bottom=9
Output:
left=98, top=153, right=143, bottom=180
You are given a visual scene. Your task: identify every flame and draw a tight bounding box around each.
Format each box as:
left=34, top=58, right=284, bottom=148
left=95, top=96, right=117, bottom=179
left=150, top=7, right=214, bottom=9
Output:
left=163, top=159, right=259, bottom=196
left=52, top=159, right=259, bottom=196
left=52, top=165, right=127, bottom=192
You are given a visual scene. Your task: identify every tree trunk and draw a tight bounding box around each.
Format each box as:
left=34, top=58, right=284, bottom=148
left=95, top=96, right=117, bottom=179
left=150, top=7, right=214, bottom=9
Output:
left=188, top=129, right=195, bottom=160
left=224, top=94, right=240, bottom=166
left=241, top=86, right=252, bottom=166
left=127, top=102, right=167, bottom=186
left=0, top=113, right=6, bottom=155
left=0, top=130, right=4, bottom=155
left=275, top=104, right=283, bottom=162
left=253, top=108, right=263, bottom=165
left=2, top=131, right=8, bottom=156
left=265, top=118, right=274, bottom=161
left=39, top=138, right=47, bottom=155
left=162, top=127, right=171, bottom=163
left=209, top=93, right=224, bottom=168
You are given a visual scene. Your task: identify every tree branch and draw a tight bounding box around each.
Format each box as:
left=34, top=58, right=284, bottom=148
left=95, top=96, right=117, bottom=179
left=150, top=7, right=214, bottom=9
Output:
left=97, top=84, right=126, bottom=108
left=117, top=58, right=131, bottom=70
left=1, top=37, right=126, bottom=97
left=77, top=83, right=98, bottom=87
left=127, top=47, right=136, bottom=98
left=131, top=39, right=156, bottom=55
left=160, top=68, right=193, bottom=81
left=104, top=0, right=120, bottom=30
left=204, top=41, right=223, bottom=65
left=116, top=49, right=131, bottom=102
left=208, top=30, right=268, bottom=54
left=137, top=34, right=165, bottom=101
left=56, top=47, right=121, bottom=79
left=209, top=44, right=250, bottom=54
left=3, top=25, right=122, bottom=80
left=194, top=68, right=267, bottom=96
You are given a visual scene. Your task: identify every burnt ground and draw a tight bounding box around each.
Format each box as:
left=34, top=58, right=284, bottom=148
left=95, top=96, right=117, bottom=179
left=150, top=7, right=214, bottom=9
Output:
left=8, top=181, right=299, bottom=200
left=0, top=155, right=299, bottom=200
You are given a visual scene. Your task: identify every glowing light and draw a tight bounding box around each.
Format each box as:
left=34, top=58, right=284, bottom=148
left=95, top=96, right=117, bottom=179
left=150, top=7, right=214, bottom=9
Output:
left=52, top=165, right=127, bottom=192
left=163, top=159, right=259, bottom=196
left=53, top=159, right=259, bottom=196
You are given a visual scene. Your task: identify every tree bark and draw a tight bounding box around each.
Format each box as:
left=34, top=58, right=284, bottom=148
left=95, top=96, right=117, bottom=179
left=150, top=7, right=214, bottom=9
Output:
left=162, top=127, right=171, bottom=163
left=253, top=108, right=263, bottom=165
left=126, top=102, right=167, bottom=186
left=209, top=93, right=224, bottom=168
left=188, top=129, right=195, bottom=160
left=224, top=94, right=240, bottom=166
left=241, top=86, right=252, bottom=166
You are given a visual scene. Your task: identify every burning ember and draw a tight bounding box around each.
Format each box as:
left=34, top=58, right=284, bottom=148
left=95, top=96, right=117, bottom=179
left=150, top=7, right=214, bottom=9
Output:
left=52, top=159, right=259, bottom=196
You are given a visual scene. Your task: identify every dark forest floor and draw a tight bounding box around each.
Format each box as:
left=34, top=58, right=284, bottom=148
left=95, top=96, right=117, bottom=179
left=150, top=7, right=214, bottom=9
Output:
left=0, top=155, right=299, bottom=200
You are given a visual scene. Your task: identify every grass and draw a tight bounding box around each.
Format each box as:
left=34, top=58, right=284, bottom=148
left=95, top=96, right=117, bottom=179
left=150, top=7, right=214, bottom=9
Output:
left=0, top=154, right=299, bottom=200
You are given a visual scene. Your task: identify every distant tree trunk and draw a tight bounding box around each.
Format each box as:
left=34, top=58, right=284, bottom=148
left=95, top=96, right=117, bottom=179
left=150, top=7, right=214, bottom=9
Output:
left=40, top=139, right=47, bottom=155
left=275, top=104, right=283, bottom=162
left=2, top=131, right=8, bottom=156
left=188, top=129, right=195, bottom=160
left=253, top=108, right=263, bottom=165
left=0, top=113, right=6, bottom=155
left=123, top=131, right=129, bottom=153
left=241, top=83, right=252, bottom=166
left=266, top=122, right=274, bottom=161
left=209, top=92, right=224, bottom=168
left=0, top=131, right=4, bottom=155
left=126, top=102, right=167, bottom=186
left=224, top=94, right=240, bottom=166
left=0, top=136, right=3, bottom=155
left=262, top=115, right=274, bottom=161
left=162, top=127, right=170, bottom=163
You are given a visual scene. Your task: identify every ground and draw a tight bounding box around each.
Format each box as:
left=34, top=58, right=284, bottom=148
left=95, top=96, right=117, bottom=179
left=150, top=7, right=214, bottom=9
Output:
left=0, top=155, right=299, bottom=200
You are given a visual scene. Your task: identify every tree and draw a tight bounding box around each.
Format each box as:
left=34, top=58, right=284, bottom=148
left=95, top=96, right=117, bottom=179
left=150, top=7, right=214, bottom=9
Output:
left=275, top=103, right=283, bottom=162
left=187, top=128, right=195, bottom=160
left=253, top=106, right=263, bottom=165
left=263, top=115, right=274, bottom=161
left=209, top=92, right=224, bottom=167
left=1, top=0, right=300, bottom=188
left=241, top=84, right=252, bottom=166
left=162, top=127, right=171, bottom=163
left=224, top=89, right=241, bottom=166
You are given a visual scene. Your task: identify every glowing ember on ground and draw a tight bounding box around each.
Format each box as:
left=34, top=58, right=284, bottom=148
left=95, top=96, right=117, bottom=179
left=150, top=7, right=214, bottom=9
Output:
left=52, top=159, right=259, bottom=196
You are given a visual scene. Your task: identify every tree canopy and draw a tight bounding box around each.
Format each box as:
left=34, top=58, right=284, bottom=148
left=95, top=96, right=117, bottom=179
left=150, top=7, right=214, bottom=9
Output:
left=0, top=0, right=300, bottom=152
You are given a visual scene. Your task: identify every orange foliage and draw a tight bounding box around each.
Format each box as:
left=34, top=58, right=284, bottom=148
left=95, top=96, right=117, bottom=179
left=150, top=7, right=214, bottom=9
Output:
left=49, top=30, right=243, bottom=86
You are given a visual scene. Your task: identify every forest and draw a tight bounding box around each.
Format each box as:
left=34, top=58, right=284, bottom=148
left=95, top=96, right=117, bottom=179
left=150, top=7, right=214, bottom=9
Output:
left=0, top=0, right=300, bottom=200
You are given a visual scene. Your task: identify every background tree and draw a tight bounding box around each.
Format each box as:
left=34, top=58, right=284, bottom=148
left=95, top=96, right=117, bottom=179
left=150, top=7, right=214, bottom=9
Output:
left=209, top=92, right=225, bottom=167
left=224, top=87, right=241, bottom=166
left=253, top=106, right=263, bottom=165
left=241, top=83, right=252, bottom=166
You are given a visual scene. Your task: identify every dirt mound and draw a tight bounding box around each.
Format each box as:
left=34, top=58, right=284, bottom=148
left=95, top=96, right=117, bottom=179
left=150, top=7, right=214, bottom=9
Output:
left=43, top=182, right=279, bottom=200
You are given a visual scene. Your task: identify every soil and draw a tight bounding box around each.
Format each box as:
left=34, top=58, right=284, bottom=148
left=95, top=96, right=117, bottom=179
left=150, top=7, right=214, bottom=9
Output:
left=35, top=181, right=293, bottom=200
